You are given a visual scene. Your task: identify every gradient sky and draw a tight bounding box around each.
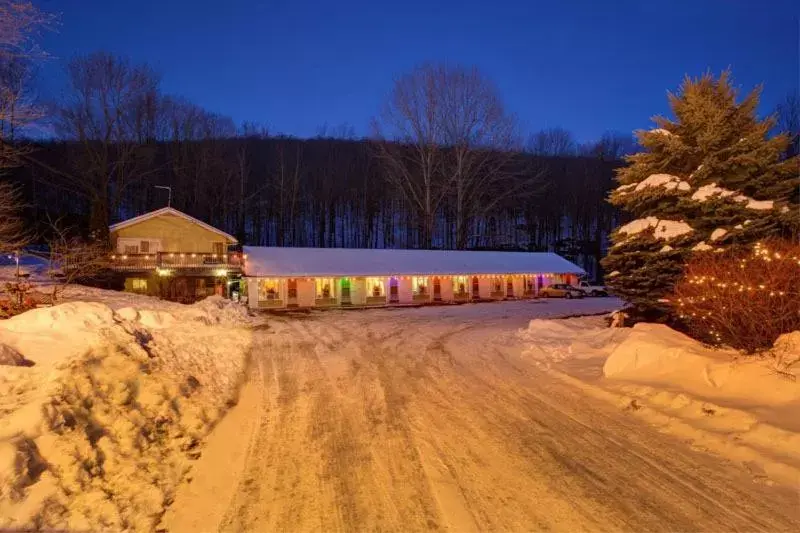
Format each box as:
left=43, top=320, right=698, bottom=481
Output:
left=38, top=0, right=798, bottom=143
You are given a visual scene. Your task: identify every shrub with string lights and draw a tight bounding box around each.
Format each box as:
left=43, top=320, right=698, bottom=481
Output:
left=672, top=239, right=800, bottom=353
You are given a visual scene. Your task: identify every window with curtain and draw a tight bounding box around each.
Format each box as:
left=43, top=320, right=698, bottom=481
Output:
left=315, top=278, right=334, bottom=298
left=366, top=277, right=384, bottom=297
left=258, top=279, right=281, bottom=300
left=412, top=276, right=428, bottom=295
left=492, top=277, right=502, bottom=292
left=453, top=275, right=468, bottom=295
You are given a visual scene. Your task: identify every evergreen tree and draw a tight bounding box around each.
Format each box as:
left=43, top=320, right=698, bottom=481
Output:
left=602, top=71, right=799, bottom=317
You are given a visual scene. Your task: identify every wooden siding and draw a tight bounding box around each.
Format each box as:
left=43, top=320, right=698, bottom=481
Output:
left=111, top=213, right=235, bottom=253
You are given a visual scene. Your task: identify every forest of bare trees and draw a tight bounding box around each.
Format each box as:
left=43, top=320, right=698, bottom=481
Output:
left=3, top=21, right=797, bottom=279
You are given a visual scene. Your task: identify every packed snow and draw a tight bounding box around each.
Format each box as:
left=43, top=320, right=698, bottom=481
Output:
left=617, top=217, right=694, bottom=240
left=0, top=290, right=258, bottom=531
left=634, top=174, right=690, bottom=192
left=692, top=241, right=714, bottom=251
left=659, top=245, right=674, bottom=252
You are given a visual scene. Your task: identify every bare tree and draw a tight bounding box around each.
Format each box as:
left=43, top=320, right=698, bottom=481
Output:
left=528, top=127, right=576, bottom=156
left=775, top=92, right=799, bottom=156
left=581, top=131, right=638, bottom=159
left=0, top=1, right=53, bottom=253
left=435, top=65, right=528, bottom=249
left=49, top=52, right=161, bottom=242
left=46, top=217, right=110, bottom=302
left=372, top=65, right=449, bottom=248
left=0, top=180, right=27, bottom=252
left=373, top=64, right=529, bottom=248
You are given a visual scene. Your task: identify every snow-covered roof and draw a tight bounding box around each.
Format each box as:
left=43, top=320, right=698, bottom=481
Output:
left=109, top=207, right=238, bottom=243
left=243, top=247, right=585, bottom=277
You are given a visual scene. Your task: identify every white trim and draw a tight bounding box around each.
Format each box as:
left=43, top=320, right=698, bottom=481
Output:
left=110, top=207, right=238, bottom=243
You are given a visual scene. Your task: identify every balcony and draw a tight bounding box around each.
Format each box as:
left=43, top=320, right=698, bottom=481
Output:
left=109, top=251, right=244, bottom=273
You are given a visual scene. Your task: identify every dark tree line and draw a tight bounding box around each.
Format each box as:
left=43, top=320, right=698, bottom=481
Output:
left=12, top=136, right=622, bottom=278
left=4, top=52, right=636, bottom=279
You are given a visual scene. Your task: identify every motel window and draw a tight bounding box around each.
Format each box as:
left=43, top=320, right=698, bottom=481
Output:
left=525, top=276, right=535, bottom=292
left=366, top=277, right=384, bottom=297
left=316, top=278, right=334, bottom=299
left=412, top=276, right=428, bottom=295
left=453, top=275, right=468, bottom=295
left=131, top=278, right=147, bottom=291
left=492, top=277, right=502, bottom=292
left=259, top=279, right=280, bottom=301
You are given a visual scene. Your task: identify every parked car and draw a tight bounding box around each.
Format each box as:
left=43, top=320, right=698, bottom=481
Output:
left=576, top=280, right=609, bottom=297
left=539, top=283, right=585, bottom=299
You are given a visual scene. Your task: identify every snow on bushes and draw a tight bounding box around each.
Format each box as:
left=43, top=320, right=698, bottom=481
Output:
left=0, top=296, right=257, bottom=531
left=673, top=239, right=800, bottom=353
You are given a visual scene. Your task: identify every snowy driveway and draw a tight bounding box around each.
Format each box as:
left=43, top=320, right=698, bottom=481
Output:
left=166, top=298, right=800, bottom=532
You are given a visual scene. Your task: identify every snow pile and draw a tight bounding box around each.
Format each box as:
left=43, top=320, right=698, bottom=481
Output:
left=518, top=316, right=631, bottom=366
left=690, top=183, right=774, bottom=210
left=634, top=174, right=690, bottom=192
left=0, top=296, right=258, bottom=532
left=659, top=245, right=674, bottom=253
left=601, top=323, right=800, bottom=486
left=617, top=217, right=694, bottom=240
left=692, top=241, right=713, bottom=252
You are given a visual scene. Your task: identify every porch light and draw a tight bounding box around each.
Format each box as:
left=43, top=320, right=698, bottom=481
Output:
left=212, top=254, right=217, bottom=258
left=191, top=253, right=196, bottom=258
left=111, top=255, right=116, bottom=260
left=122, top=255, right=128, bottom=259
left=170, top=253, right=175, bottom=258
left=243, top=254, right=248, bottom=259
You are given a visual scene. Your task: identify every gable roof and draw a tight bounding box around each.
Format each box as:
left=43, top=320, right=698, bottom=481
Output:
left=109, top=207, right=238, bottom=243
left=243, top=247, right=585, bottom=277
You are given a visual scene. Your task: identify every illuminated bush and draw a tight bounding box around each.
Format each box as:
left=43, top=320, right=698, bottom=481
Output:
left=673, top=239, right=800, bottom=353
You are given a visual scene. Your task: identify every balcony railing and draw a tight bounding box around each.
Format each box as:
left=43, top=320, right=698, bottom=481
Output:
left=109, top=251, right=244, bottom=272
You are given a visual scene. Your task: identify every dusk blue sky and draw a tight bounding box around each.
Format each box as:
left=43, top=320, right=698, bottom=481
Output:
left=38, top=0, right=798, bottom=143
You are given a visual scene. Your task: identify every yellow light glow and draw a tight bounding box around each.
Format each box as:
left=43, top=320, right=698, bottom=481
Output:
left=215, top=269, right=228, bottom=277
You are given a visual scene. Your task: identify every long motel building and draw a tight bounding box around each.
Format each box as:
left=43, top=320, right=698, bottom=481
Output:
left=242, top=247, right=585, bottom=309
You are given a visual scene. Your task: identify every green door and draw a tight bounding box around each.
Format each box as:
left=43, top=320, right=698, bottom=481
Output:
left=340, top=278, right=352, bottom=305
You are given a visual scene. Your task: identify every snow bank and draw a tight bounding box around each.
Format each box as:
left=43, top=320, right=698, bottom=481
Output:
left=0, top=295, right=259, bottom=532
left=617, top=217, right=694, bottom=240
left=649, top=128, right=673, bottom=136
left=603, top=324, right=800, bottom=407
left=518, top=316, right=631, bottom=366
left=692, top=241, right=713, bottom=252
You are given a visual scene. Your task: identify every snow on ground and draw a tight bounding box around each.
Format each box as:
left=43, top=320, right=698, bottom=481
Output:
left=0, top=288, right=259, bottom=532
left=164, top=298, right=799, bottom=532
left=518, top=317, right=800, bottom=487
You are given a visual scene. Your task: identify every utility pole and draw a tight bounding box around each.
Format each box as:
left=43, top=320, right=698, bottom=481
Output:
left=154, top=185, right=172, bottom=207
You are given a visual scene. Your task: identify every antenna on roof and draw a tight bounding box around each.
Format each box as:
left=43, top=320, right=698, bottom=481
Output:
left=154, top=185, right=172, bottom=207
